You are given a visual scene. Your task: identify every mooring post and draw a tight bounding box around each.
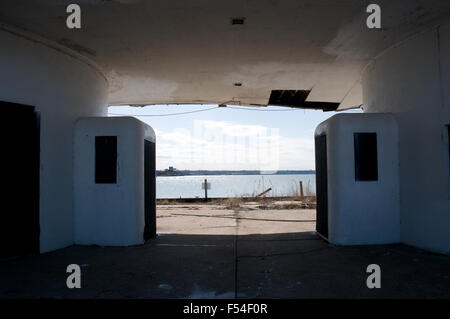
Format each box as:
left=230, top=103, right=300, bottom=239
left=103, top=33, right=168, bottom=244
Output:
left=204, top=179, right=208, bottom=201
left=300, top=181, right=304, bottom=198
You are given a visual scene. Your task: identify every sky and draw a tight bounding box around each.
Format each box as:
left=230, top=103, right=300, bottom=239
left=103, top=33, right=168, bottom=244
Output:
left=108, top=104, right=362, bottom=171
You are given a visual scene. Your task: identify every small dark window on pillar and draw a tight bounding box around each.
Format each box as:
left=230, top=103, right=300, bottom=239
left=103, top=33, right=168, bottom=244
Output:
left=354, top=132, right=378, bottom=181
left=95, top=136, right=117, bottom=184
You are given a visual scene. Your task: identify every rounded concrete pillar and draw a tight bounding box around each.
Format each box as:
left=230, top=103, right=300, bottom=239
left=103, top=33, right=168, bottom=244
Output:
left=361, top=21, right=450, bottom=254
left=0, top=26, right=109, bottom=253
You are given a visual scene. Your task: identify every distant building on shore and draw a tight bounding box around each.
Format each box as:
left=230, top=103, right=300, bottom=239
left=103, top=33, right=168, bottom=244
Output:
left=159, top=166, right=182, bottom=176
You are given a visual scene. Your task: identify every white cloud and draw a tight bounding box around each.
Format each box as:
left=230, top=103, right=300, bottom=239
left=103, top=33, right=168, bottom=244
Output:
left=155, top=120, right=315, bottom=170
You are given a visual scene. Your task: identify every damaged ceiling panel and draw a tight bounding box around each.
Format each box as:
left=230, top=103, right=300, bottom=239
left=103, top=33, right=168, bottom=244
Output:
left=268, top=90, right=340, bottom=111
left=1, top=1, right=449, bottom=106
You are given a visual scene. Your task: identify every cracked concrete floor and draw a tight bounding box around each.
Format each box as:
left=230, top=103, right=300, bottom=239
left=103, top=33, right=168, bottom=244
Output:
left=1, top=204, right=450, bottom=298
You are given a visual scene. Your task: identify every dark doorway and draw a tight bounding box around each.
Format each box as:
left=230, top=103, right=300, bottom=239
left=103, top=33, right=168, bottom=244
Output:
left=144, top=140, right=156, bottom=241
left=0, top=101, right=40, bottom=258
left=315, top=134, right=328, bottom=239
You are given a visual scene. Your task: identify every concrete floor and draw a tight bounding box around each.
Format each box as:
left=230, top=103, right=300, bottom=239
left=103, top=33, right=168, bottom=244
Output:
left=1, top=204, right=450, bottom=298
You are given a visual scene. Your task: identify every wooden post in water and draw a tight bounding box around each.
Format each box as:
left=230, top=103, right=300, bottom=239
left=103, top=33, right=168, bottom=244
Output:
left=204, top=179, right=208, bottom=201
left=299, top=181, right=304, bottom=198
left=256, top=188, right=272, bottom=198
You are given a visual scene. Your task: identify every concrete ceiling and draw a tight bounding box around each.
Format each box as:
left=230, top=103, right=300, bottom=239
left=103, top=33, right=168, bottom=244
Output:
left=1, top=0, right=450, bottom=109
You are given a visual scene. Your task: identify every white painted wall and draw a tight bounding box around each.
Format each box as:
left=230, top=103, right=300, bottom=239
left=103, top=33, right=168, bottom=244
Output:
left=362, top=21, right=450, bottom=254
left=74, top=117, right=155, bottom=246
left=316, top=113, right=400, bottom=245
left=0, top=27, right=108, bottom=253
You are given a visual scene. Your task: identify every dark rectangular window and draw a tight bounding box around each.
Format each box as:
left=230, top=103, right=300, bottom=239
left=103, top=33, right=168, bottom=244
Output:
left=354, top=132, right=378, bottom=181
left=95, top=136, right=117, bottom=184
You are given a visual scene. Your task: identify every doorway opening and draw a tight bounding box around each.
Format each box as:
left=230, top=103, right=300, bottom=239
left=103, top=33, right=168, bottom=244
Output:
left=314, top=134, right=328, bottom=239
left=144, top=139, right=156, bottom=240
left=0, top=101, right=40, bottom=258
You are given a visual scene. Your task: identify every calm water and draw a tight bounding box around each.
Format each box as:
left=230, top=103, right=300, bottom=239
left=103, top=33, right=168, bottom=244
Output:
left=156, top=174, right=316, bottom=199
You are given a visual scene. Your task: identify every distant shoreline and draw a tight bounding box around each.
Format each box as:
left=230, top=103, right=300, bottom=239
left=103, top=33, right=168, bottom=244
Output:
left=156, top=170, right=315, bottom=177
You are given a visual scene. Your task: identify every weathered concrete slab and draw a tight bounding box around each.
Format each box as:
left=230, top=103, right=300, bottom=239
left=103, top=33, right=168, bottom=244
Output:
left=237, top=243, right=450, bottom=299
left=1, top=204, right=449, bottom=298
left=0, top=235, right=236, bottom=299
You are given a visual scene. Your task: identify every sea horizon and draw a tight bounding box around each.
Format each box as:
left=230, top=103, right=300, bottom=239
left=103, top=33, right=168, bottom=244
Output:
left=156, top=173, right=316, bottom=199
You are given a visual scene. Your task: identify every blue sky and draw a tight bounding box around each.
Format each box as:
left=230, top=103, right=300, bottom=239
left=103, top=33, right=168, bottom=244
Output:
left=109, top=104, right=361, bottom=171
